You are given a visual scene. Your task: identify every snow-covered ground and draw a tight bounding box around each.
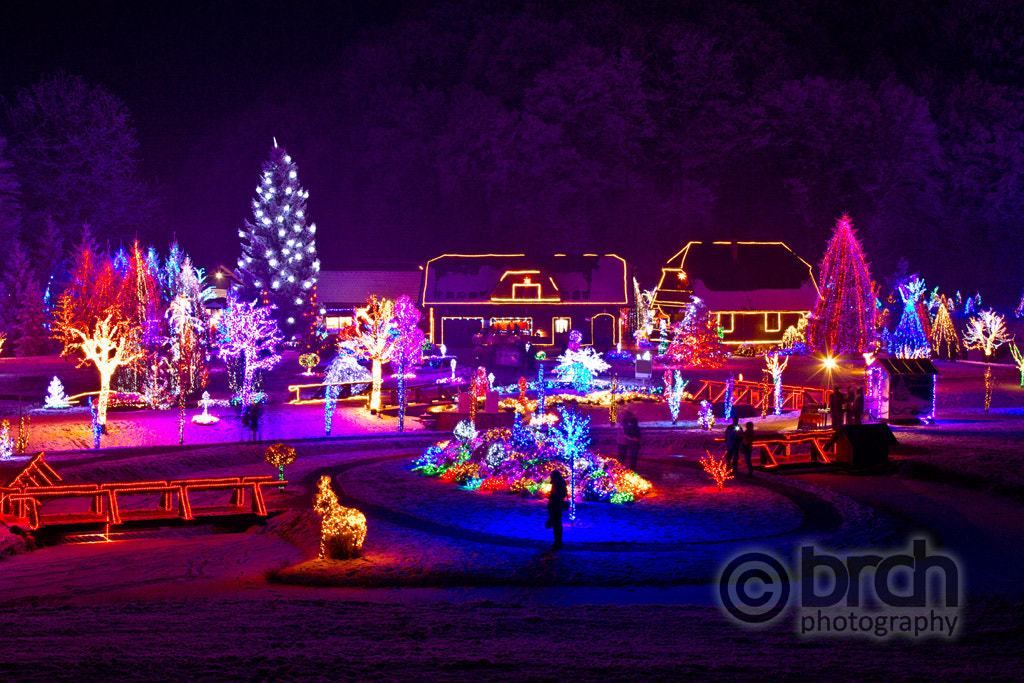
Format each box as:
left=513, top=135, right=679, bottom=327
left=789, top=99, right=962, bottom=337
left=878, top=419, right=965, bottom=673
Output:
left=1, top=353, right=1023, bottom=679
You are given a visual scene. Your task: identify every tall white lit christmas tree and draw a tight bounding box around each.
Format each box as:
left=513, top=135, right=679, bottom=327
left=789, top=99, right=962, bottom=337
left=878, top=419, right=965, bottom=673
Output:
left=236, top=140, right=320, bottom=335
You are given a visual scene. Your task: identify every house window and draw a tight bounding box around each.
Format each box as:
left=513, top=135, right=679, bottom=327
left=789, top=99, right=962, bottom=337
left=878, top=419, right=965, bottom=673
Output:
left=765, top=312, right=781, bottom=333
left=717, top=313, right=734, bottom=333
left=511, top=276, right=542, bottom=300
left=553, top=317, right=571, bottom=334
left=325, top=316, right=353, bottom=332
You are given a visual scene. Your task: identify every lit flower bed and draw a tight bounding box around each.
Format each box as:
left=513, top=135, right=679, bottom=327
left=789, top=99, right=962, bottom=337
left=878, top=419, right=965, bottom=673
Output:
left=412, top=418, right=652, bottom=504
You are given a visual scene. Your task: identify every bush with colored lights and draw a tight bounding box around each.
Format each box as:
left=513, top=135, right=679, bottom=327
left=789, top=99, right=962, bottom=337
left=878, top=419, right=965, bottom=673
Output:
left=412, top=418, right=652, bottom=503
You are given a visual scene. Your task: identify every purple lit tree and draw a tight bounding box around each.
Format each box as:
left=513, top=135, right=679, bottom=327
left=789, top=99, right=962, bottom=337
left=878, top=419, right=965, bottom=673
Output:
left=392, top=295, right=426, bottom=432
left=235, top=140, right=320, bottom=335
left=808, top=214, right=876, bottom=355
left=216, top=295, right=283, bottom=405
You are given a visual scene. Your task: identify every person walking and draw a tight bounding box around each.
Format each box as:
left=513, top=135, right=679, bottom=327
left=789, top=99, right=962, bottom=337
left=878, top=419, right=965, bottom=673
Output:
left=545, top=470, right=568, bottom=550
left=852, top=387, right=865, bottom=425
left=828, top=386, right=846, bottom=430
left=742, top=422, right=756, bottom=477
left=845, top=387, right=856, bottom=426
left=724, top=416, right=742, bottom=475
left=617, top=414, right=642, bottom=470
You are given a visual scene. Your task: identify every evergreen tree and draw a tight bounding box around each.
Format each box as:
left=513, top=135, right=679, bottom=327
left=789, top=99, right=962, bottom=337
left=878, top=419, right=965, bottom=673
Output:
left=664, top=295, right=730, bottom=368
left=808, top=214, right=876, bottom=355
left=235, top=140, right=320, bottom=335
left=0, top=240, right=34, bottom=348
left=930, top=297, right=961, bottom=361
left=45, top=376, right=71, bottom=409
left=14, top=277, right=50, bottom=356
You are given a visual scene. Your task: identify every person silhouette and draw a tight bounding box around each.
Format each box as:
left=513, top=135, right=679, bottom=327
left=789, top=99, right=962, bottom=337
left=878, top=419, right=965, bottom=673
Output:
left=742, top=422, right=756, bottom=477
left=724, top=416, right=741, bottom=475
left=828, top=386, right=845, bottom=430
left=546, top=470, right=568, bottom=550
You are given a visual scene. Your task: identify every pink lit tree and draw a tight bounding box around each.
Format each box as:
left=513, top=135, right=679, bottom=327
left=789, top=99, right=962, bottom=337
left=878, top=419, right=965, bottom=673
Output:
left=807, top=214, right=876, bottom=355
left=216, top=295, right=283, bottom=404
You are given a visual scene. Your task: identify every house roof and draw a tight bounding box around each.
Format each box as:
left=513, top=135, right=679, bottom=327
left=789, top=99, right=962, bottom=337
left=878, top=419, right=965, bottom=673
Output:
left=421, top=254, right=630, bottom=306
left=875, top=358, right=941, bottom=375
left=317, top=270, right=424, bottom=306
left=653, top=241, right=818, bottom=312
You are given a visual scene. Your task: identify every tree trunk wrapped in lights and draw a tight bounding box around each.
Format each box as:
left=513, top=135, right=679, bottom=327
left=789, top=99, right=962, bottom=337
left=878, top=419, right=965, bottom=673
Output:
left=807, top=214, right=876, bottom=355
left=215, top=295, right=284, bottom=405
left=59, top=314, right=144, bottom=426
left=343, top=296, right=402, bottom=414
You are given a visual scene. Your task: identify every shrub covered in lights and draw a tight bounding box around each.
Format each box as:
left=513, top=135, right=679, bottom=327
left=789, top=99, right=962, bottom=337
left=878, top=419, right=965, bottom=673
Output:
left=413, top=414, right=652, bottom=504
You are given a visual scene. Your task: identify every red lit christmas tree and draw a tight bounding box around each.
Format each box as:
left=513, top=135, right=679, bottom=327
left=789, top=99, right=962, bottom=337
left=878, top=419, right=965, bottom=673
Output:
left=664, top=296, right=730, bottom=368
left=808, top=214, right=876, bottom=354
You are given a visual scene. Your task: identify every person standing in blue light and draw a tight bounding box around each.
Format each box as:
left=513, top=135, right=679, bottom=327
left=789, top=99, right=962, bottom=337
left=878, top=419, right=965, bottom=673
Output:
left=546, top=470, right=568, bottom=550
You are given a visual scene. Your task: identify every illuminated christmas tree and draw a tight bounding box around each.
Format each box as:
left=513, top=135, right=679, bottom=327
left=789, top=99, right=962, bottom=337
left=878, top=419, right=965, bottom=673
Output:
left=216, top=295, right=283, bottom=405
left=807, top=214, right=876, bottom=354
left=663, top=296, right=729, bottom=368
left=235, top=140, right=320, bottom=335
left=929, top=297, right=961, bottom=361
left=888, top=276, right=930, bottom=359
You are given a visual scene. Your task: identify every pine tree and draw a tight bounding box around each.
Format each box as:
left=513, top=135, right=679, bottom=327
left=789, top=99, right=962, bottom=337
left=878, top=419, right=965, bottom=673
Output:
left=14, top=277, right=50, bottom=356
left=44, top=376, right=71, bottom=409
left=930, top=297, right=961, bottom=361
left=235, top=140, right=320, bottom=335
left=664, top=296, right=730, bottom=368
left=808, top=214, right=876, bottom=355
left=0, top=240, right=34, bottom=349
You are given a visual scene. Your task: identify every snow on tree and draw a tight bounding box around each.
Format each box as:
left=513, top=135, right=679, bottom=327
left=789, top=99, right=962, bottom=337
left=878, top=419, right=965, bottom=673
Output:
left=235, top=140, right=319, bottom=336
left=929, top=297, right=961, bottom=361
left=807, top=214, right=876, bottom=355
left=44, top=376, right=71, bottom=409
left=58, top=314, right=144, bottom=426
left=663, top=295, right=729, bottom=368
left=216, top=295, right=283, bottom=405
left=962, top=309, right=1011, bottom=358
left=888, top=276, right=931, bottom=359
left=323, top=343, right=372, bottom=435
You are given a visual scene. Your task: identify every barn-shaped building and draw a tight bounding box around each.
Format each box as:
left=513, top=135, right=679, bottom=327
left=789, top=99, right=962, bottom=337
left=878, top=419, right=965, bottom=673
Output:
left=652, top=241, right=818, bottom=345
left=420, top=254, right=631, bottom=349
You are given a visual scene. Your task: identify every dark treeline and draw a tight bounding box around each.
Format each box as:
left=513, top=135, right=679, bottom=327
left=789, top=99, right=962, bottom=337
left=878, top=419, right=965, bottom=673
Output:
left=6, top=0, right=1024, bottom=303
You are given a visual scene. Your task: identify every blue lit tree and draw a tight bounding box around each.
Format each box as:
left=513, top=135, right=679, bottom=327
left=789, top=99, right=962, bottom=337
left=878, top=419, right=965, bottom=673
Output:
left=889, top=276, right=930, bottom=358
left=552, top=405, right=592, bottom=523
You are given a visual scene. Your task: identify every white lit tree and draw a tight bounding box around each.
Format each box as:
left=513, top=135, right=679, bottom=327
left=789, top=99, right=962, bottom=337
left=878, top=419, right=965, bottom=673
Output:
left=962, top=309, right=1012, bottom=358
left=235, top=140, right=320, bottom=335
left=61, top=314, right=144, bottom=426
left=44, top=376, right=71, bottom=409
left=216, top=295, right=284, bottom=404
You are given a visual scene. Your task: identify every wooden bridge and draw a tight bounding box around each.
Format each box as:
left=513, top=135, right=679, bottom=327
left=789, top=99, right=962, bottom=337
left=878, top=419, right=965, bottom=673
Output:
left=715, top=428, right=837, bottom=467
left=689, top=378, right=827, bottom=412
left=1, top=453, right=284, bottom=531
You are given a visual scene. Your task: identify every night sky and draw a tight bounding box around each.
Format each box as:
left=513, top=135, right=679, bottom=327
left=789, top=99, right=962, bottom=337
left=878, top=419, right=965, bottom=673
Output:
left=3, top=1, right=1024, bottom=302
left=0, top=0, right=407, bottom=272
